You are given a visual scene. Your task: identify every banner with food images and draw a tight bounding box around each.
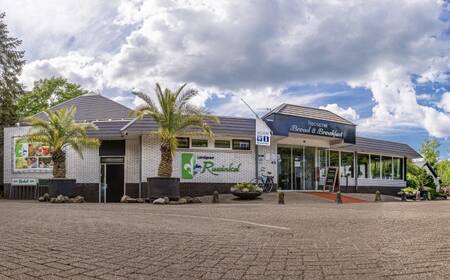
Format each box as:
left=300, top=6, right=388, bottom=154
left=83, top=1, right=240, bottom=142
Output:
left=14, top=137, right=52, bottom=171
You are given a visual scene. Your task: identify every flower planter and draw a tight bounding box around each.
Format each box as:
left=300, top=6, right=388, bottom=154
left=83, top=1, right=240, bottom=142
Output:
left=48, top=179, right=77, bottom=197
left=147, top=177, right=180, bottom=200
left=231, top=191, right=262, bottom=200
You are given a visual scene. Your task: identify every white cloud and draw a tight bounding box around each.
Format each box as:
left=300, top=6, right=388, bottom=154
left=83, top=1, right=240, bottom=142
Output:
left=439, top=92, right=450, bottom=113
left=21, top=52, right=105, bottom=91
left=319, top=104, right=359, bottom=123
left=5, top=0, right=450, bottom=138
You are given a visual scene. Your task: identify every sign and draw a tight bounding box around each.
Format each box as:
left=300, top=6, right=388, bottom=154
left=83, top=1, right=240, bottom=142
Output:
left=12, top=178, right=38, bottom=186
left=264, top=113, right=356, bottom=144
left=255, top=117, right=271, bottom=146
left=181, top=153, right=241, bottom=179
left=324, top=167, right=339, bottom=192
left=13, top=137, right=52, bottom=171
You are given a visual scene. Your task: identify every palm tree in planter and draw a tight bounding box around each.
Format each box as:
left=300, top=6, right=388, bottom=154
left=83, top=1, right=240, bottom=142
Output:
left=132, top=83, right=218, bottom=200
left=26, top=106, right=100, bottom=197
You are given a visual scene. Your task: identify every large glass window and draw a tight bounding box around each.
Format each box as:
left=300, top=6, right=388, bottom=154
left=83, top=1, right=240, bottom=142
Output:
left=382, top=156, right=393, bottom=179
left=393, top=157, right=402, bottom=179
left=371, top=155, right=381, bottom=179
left=330, top=151, right=339, bottom=167
left=340, top=152, right=354, bottom=178
left=357, top=154, right=369, bottom=178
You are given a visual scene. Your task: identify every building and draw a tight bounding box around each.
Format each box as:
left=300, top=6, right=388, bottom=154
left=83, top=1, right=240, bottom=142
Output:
left=3, top=94, right=421, bottom=201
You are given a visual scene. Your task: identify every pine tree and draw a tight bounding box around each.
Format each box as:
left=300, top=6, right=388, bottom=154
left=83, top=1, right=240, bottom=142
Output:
left=0, top=12, right=25, bottom=189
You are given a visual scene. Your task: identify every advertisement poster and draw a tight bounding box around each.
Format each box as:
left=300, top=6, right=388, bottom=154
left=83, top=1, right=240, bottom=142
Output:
left=14, top=138, right=52, bottom=171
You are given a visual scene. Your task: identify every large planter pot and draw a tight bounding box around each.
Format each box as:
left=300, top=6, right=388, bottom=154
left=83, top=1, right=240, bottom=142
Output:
left=48, top=179, right=77, bottom=197
left=231, top=191, right=262, bottom=200
left=147, top=177, right=180, bottom=200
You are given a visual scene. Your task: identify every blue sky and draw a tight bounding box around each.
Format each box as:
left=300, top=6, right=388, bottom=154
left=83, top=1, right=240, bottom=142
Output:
left=1, top=0, right=450, bottom=158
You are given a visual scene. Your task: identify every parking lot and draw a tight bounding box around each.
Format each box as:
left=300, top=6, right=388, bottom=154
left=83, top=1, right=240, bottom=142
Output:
left=1, top=193, right=450, bottom=279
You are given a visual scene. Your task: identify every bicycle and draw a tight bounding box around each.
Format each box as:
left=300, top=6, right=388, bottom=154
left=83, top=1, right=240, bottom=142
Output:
left=251, top=172, right=275, bottom=192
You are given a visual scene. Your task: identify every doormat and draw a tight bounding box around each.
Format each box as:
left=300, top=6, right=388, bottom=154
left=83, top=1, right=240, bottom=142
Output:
left=304, top=192, right=367, bottom=203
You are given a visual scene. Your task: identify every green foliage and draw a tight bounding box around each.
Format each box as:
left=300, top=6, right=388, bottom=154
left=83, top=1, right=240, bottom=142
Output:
left=436, top=160, right=450, bottom=187
left=406, top=160, right=435, bottom=190
left=399, top=187, right=418, bottom=196
left=131, top=83, right=218, bottom=177
left=0, top=12, right=25, bottom=171
left=420, top=138, right=440, bottom=168
left=231, top=182, right=263, bottom=193
left=26, top=106, right=100, bottom=178
left=16, top=77, right=88, bottom=119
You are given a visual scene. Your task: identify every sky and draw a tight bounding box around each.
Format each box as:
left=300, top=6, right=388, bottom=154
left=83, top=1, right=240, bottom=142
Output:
left=1, top=0, right=450, bottom=158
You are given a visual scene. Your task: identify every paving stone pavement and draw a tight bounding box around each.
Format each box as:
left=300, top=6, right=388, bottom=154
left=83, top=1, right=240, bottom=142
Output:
left=1, top=193, right=450, bottom=279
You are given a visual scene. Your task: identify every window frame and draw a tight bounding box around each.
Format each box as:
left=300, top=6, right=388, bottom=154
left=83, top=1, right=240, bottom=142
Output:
left=232, top=139, right=251, bottom=151
left=214, top=139, right=232, bottom=149
left=176, top=137, right=190, bottom=149
left=191, top=139, right=209, bottom=148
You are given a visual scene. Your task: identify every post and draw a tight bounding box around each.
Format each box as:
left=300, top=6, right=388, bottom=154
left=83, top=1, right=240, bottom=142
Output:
left=336, top=191, right=342, bottom=204
left=278, top=191, right=285, bottom=204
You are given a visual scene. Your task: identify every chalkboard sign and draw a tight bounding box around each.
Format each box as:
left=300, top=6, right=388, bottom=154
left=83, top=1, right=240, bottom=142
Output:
left=324, top=167, right=339, bottom=192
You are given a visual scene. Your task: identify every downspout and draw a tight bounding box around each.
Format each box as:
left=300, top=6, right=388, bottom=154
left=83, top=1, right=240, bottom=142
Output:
left=354, top=151, right=358, bottom=192
left=255, top=144, right=259, bottom=179
left=139, top=135, right=142, bottom=199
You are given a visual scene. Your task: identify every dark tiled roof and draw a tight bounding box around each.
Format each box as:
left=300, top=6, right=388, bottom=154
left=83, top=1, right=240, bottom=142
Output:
left=33, top=94, right=132, bottom=121
left=332, top=137, right=421, bottom=158
left=88, top=120, right=130, bottom=138
left=123, top=115, right=256, bottom=135
left=266, top=103, right=355, bottom=125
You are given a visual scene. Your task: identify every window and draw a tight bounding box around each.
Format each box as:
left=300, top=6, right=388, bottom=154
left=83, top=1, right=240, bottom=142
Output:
left=382, top=156, right=393, bottom=179
left=357, top=154, right=369, bottom=178
left=214, top=140, right=231, bottom=149
left=176, top=137, right=190, bottom=148
left=340, top=152, right=354, bottom=178
left=191, top=139, right=208, bottom=148
left=371, top=155, right=381, bottom=179
left=330, top=151, right=339, bottom=167
left=393, top=157, right=403, bottom=180
left=232, top=139, right=251, bottom=150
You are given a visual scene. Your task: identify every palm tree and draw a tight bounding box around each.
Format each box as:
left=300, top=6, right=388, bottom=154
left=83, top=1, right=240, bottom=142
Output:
left=26, top=106, right=100, bottom=178
left=132, top=83, right=218, bottom=177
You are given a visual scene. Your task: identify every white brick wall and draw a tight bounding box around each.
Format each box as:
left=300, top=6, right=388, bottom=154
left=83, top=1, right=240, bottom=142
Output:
left=4, top=126, right=100, bottom=184
left=256, top=141, right=278, bottom=182
left=141, top=134, right=256, bottom=183
left=125, top=138, right=140, bottom=183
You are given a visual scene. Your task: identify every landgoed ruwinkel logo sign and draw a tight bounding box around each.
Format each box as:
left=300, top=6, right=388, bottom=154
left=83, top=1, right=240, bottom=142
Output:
left=181, top=153, right=241, bottom=179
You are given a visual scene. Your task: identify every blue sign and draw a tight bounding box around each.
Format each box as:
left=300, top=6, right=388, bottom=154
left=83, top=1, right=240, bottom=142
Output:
left=264, top=113, right=356, bottom=144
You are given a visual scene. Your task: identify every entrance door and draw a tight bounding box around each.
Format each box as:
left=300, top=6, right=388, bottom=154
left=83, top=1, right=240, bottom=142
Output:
left=277, top=147, right=292, bottom=190
left=292, top=147, right=304, bottom=190
left=100, top=157, right=124, bottom=202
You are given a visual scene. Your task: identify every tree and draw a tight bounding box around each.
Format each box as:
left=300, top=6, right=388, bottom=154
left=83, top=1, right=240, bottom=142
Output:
left=420, top=138, right=440, bottom=168
left=0, top=12, right=25, bottom=190
left=16, top=77, right=88, bottom=119
left=26, top=106, right=100, bottom=178
left=132, top=83, right=218, bottom=177
left=436, top=160, right=450, bottom=187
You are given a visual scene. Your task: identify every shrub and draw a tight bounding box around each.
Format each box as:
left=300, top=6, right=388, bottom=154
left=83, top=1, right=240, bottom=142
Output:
left=231, top=182, right=263, bottom=193
left=399, top=187, right=418, bottom=196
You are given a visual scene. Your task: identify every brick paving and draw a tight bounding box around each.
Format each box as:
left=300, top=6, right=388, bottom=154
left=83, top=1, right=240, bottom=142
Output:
left=1, top=193, right=450, bottom=279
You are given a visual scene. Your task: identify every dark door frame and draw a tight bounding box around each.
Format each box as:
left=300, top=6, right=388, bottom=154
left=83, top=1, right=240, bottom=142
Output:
left=100, top=156, right=125, bottom=202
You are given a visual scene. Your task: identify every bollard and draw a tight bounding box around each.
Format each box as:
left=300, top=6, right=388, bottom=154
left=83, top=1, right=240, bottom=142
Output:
left=212, top=190, right=219, bottom=203
left=415, top=191, right=421, bottom=201
left=335, top=191, right=342, bottom=204
left=374, top=190, right=382, bottom=202
left=278, top=192, right=285, bottom=204
left=401, top=192, right=407, bottom=201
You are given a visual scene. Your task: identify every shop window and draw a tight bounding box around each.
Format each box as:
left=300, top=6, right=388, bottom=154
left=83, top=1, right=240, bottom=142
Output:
left=214, top=140, right=231, bottom=149
left=357, top=154, right=369, bottom=179
left=330, top=151, right=339, bottom=168
left=382, top=156, right=393, bottom=179
left=393, top=157, right=402, bottom=180
left=371, top=155, right=381, bottom=179
left=191, top=139, right=208, bottom=148
left=232, top=139, right=251, bottom=150
left=176, top=137, right=190, bottom=148
left=340, top=152, right=354, bottom=178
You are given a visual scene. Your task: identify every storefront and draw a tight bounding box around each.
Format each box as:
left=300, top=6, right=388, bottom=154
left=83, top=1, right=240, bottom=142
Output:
left=2, top=94, right=421, bottom=201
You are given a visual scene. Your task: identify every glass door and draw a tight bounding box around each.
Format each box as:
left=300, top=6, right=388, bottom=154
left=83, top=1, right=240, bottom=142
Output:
left=304, top=147, right=316, bottom=190
left=293, top=147, right=304, bottom=190
left=277, top=147, right=292, bottom=190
